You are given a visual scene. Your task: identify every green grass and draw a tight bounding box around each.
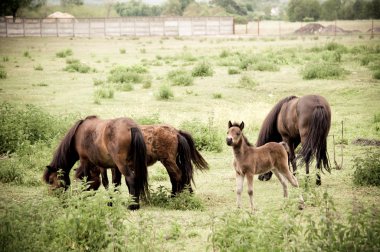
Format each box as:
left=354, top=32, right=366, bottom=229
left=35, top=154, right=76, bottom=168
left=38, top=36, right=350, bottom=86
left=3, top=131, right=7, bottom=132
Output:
left=55, top=48, right=73, bottom=58
left=302, top=63, right=348, bottom=80
left=167, top=69, right=194, bottom=86
left=0, top=36, right=379, bottom=251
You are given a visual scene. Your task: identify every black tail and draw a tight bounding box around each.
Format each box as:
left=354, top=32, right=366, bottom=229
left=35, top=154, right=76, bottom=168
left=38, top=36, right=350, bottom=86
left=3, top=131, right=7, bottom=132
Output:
left=130, top=127, right=148, bottom=198
left=179, top=130, right=209, bottom=171
left=44, top=119, right=83, bottom=185
left=177, top=133, right=194, bottom=187
left=299, top=106, right=331, bottom=173
left=256, top=96, right=297, bottom=147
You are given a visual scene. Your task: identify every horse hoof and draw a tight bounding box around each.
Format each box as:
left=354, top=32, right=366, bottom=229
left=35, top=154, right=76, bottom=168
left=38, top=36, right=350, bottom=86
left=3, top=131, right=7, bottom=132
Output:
left=298, top=203, right=305, bottom=210
left=128, top=204, right=140, bottom=210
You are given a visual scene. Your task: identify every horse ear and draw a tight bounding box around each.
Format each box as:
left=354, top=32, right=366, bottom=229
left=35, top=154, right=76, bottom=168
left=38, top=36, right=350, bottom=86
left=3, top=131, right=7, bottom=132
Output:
left=228, top=121, right=232, bottom=128
left=240, top=121, right=245, bottom=130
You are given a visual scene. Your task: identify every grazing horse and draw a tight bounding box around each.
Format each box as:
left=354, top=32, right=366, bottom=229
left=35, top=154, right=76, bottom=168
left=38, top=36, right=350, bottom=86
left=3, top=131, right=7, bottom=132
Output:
left=257, top=95, right=331, bottom=185
left=43, top=115, right=148, bottom=210
left=75, top=124, right=209, bottom=195
left=227, top=121, right=304, bottom=212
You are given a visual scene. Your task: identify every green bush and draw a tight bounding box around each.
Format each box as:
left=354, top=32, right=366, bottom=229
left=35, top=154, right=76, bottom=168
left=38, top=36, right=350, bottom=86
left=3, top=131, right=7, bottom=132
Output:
left=0, top=103, right=65, bottom=154
left=353, top=149, right=380, bottom=186
left=119, top=48, right=126, bottom=54
left=0, top=68, right=7, bottom=79
left=64, top=58, right=92, bottom=73
left=135, top=113, right=161, bottom=125
left=192, top=61, right=214, bottom=77
left=238, top=74, right=258, bottom=89
left=212, top=93, right=222, bottom=99
left=167, top=69, right=194, bottom=86
left=373, top=70, right=380, bottom=80
left=56, top=48, right=73, bottom=58
left=180, top=118, right=223, bottom=152
left=325, top=42, right=348, bottom=53
left=228, top=67, right=240, bottom=75
left=94, top=86, right=114, bottom=99
left=156, top=85, right=173, bottom=100
left=34, top=64, right=43, bottom=71
left=252, top=61, right=279, bottom=72
left=108, top=65, right=148, bottom=84
left=302, top=63, right=347, bottom=79
left=93, top=78, right=105, bottom=86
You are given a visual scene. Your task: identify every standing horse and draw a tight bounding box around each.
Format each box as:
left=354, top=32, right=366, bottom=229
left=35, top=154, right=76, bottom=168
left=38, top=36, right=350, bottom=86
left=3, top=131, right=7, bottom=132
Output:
left=75, top=124, right=209, bottom=195
left=226, top=121, right=304, bottom=212
left=43, top=115, right=148, bottom=210
left=257, top=95, right=331, bottom=185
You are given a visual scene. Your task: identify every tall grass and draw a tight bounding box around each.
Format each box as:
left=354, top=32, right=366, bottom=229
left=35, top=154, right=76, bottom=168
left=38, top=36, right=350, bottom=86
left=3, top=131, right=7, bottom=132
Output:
left=167, top=69, right=194, bottom=86
left=56, top=48, right=73, bottom=58
left=156, top=85, right=174, bottom=100
left=302, top=63, right=347, bottom=80
left=108, top=64, right=149, bottom=84
left=192, top=61, right=214, bottom=77
left=64, top=58, right=93, bottom=73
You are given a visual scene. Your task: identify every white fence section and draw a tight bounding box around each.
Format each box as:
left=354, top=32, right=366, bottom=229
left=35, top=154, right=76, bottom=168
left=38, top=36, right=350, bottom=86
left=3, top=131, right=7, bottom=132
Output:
left=0, top=17, right=234, bottom=37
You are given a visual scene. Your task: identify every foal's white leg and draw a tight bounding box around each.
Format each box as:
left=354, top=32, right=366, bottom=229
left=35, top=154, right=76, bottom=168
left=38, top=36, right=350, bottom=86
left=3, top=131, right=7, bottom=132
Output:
left=236, top=173, right=244, bottom=209
left=273, top=169, right=288, bottom=198
left=281, top=168, right=305, bottom=210
left=246, top=173, right=254, bottom=212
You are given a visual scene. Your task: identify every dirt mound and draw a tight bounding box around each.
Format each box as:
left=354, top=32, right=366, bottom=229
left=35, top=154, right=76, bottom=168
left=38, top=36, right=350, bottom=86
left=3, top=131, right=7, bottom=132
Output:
left=47, top=11, right=75, bottom=19
left=294, top=23, right=324, bottom=35
left=367, top=27, right=380, bottom=33
left=321, top=25, right=350, bottom=34
left=352, top=138, right=380, bottom=146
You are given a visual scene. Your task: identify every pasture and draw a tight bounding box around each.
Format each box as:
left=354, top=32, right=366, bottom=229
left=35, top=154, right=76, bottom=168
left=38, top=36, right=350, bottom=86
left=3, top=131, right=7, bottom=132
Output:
left=0, top=34, right=380, bottom=251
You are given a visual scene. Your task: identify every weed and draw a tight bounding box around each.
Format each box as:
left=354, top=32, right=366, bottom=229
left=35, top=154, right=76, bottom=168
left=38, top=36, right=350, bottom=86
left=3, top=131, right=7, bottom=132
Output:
left=94, top=86, right=114, bottom=100
left=0, top=68, right=7, bottom=79
left=55, top=49, right=73, bottom=58
left=119, top=48, right=126, bottom=54
left=373, top=70, right=380, bottom=80
left=93, top=78, right=105, bottom=86
left=34, top=64, right=43, bottom=71
left=302, top=63, right=347, bottom=79
left=167, top=69, right=194, bottom=86
left=156, top=85, right=174, bottom=100
left=252, top=61, right=279, bottom=72
left=192, top=61, right=213, bottom=77
left=352, top=149, right=380, bottom=186
left=325, top=42, right=348, bottom=53
left=64, top=58, right=92, bottom=73
left=135, top=113, right=161, bottom=125
left=108, top=65, right=148, bottom=84
left=228, top=67, right=240, bottom=75
left=238, top=74, right=258, bottom=89
left=23, top=51, right=31, bottom=58
left=2, top=56, right=9, bottom=62
left=219, top=49, right=230, bottom=58
left=212, top=93, right=222, bottom=99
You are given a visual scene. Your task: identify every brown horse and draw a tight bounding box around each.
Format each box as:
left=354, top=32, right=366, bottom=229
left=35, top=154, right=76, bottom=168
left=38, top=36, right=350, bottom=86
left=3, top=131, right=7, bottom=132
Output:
left=43, top=115, right=148, bottom=210
left=257, top=95, right=331, bottom=185
left=227, top=121, right=304, bottom=212
left=75, top=124, right=209, bottom=195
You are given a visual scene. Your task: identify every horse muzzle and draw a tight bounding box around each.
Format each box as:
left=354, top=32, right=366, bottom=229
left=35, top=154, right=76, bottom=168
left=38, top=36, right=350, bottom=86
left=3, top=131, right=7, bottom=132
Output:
left=226, top=138, right=233, bottom=146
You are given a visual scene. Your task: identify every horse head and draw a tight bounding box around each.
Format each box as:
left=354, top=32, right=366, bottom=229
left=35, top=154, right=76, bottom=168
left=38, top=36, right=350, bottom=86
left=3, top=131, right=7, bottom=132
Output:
left=226, top=121, right=245, bottom=146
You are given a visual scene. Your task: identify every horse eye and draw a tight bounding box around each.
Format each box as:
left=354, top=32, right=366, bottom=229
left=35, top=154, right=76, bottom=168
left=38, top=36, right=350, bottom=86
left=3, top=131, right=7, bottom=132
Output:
left=236, top=132, right=241, bottom=136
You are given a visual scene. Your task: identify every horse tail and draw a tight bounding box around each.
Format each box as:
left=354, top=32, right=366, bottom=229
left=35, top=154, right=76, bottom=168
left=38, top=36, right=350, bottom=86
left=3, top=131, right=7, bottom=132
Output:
left=256, top=96, right=297, bottom=147
left=177, top=133, right=194, bottom=187
left=130, top=127, right=148, bottom=198
left=43, top=119, right=84, bottom=184
left=280, top=141, right=290, bottom=154
left=300, top=106, right=331, bottom=173
left=179, top=130, right=209, bottom=171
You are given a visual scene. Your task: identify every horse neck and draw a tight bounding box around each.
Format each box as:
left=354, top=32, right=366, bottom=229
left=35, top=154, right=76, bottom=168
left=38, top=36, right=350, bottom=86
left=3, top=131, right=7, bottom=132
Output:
left=233, top=135, right=252, bottom=157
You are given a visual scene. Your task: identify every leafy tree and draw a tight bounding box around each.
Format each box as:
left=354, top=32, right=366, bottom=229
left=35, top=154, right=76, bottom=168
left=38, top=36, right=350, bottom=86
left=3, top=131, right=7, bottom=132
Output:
left=114, top=0, right=162, bottom=16
left=0, top=0, right=46, bottom=22
left=372, top=0, right=380, bottom=18
left=321, top=0, right=341, bottom=20
left=287, top=0, right=321, bottom=21
left=212, top=0, right=248, bottom=15
left=162, top=0, right=195, bottom=15
left=60, top=0, right=83, bottom=6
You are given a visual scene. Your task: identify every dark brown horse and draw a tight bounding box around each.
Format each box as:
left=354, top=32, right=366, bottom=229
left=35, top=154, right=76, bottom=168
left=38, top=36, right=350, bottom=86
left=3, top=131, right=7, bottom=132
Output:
left=257, top=95, right=331, bottom=185
left=227, top=121, right=304, bottom=212
left=75, top=124, right=209, bottom=195
left=43, top=115, right=148, bottom=210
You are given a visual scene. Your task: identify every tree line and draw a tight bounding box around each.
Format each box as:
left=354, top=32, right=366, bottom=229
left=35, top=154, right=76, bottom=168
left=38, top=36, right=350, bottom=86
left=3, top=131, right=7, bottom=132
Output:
left=1, top=0, right=379, bottom=22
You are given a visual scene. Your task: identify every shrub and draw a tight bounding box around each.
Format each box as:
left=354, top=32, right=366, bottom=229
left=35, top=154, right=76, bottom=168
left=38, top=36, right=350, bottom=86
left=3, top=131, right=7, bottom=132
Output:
left=252, top=61, right=279, bottom=72
left=180, top=118, right=223, bottom=152
left=373, top=70, right=380, bottom=80
left=23, top=51, right=31, bottom=58
left=219, top=49, right=230, bottom=58
left=0, top=103, right=65, bottom=154
left=93, top=78, right=105, bottom=86
left=2, top=56, right=9, bottom=62
left=302, top=63, right=347, bottom=80
left=238, top=74, right=257, bottom=89
left=108, top=65, right=148, bottom=84
left=352, top=149, right=380, bottom=186
left=64, top=59, right=92, bottom=73
left=325, top=42, right=347, bottom=53
left=56, top=48, right=73, bottom=58
left=167, top=69, right=194, bottom=86
left=0, top=68, right=7, bottom=79
left=34, top=64, right=43, bottom=71
left=135, top=113, right=161, bottom=125
left=119, top=48, right=126, bottom=54
left=212, top=93, right=222, bottom=99
left=192, top=61, right=213, bottom=77
left=228, top=67, right=240, bottom=75
left=156, top=85, right=173, bottom=100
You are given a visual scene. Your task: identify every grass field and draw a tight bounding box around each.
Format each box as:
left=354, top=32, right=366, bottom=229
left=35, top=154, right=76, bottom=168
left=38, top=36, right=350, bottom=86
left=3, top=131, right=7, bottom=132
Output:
left=0, top=34, right=380, bottom=251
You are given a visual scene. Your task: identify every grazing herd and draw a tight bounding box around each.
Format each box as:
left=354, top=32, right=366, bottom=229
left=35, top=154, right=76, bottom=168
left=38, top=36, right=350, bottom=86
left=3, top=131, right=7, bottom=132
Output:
left=44, top=94, right=331, bottom=211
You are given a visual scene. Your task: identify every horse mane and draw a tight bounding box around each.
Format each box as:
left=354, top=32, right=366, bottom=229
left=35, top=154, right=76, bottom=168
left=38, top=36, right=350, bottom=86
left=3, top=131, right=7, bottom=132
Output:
left=44, top=119, right=85, bottom=183
left=256, top=96, right=298, bottom=147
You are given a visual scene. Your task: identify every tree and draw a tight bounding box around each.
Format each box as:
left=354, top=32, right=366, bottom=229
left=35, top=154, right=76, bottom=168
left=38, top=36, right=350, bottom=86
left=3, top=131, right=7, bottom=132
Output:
left=114, top=0, right=162, bottom=16
left=287, top=0, right=321, bottom=21
left=60, top=0, right=83, bottom=6
left=321, top=0, right=341, bottom=20
left=212, top=0, right=248, bottom=15
left=0, top=0, right=46, bottom=22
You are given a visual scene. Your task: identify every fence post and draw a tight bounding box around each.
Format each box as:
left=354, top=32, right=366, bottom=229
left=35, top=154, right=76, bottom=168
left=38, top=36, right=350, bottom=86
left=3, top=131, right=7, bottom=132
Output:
left=371, top=19, right=374, bottom=38
left=5, top=17, right=8, bottom=37
left=334, top=19, right=336, bottom=37
left=23, top=18, right=25, bottom=37
left=72, top=19, right=75, bottom=37
left=233, top=18, right=235, bottom=35
left=257, top=19, right=260, bottom=37
left=56, top=18, right=58, bottom=37
left=119, top=17, right=121, bottom=36
left=104, top=18, right=106, bottom=37
left=40, top=18, right=42, bottom=37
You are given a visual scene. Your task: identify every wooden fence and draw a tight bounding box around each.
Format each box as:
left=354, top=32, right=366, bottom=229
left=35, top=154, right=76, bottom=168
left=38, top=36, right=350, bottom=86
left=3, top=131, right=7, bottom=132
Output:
left=0, top=17, right=234, bottom=37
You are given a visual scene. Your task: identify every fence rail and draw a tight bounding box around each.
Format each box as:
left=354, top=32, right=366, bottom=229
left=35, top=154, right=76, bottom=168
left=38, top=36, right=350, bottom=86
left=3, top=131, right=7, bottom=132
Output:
left=0, top=17, right=234, bottom=37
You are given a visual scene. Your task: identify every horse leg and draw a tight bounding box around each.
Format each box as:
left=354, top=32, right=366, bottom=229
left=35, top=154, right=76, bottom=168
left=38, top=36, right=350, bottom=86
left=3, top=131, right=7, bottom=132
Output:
left=111, top=168, right=122, bottom=187
left=272, top=169, right=288, bottom=198
left=235, top=172, right=244, bottom=209
left=80, top=159, right=101, bottom=190
left=278, top=165, right=305, bottom=210
left=288, top=138, right=300, bottom=175
left=99, top=167, right=109, bottom=189
left=246, top=173, right=255, bottom=212
left=162, top=160, right=182, bottom=195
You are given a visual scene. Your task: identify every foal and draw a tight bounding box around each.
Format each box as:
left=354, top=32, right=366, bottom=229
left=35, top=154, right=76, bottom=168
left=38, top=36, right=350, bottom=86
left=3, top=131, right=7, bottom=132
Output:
left=226, top=121, right=304, bottom=212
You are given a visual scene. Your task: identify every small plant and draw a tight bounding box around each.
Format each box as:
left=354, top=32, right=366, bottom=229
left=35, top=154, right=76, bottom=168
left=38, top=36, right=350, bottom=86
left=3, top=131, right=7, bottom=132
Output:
left=352, top=149, right=380, bottom=186
left=252, top=61, right=279, bottom=72
left=23, top=51, right=31, bottom=58
left=64, top=58, right=92, bottom=73
left=219, top=49, right=230, bottom=58
left=34, top=64, right=43, bottom=71
left=119, top=48, right=126, bottom=54
left=2, top=56, right=9, bottom=62
left=156, top=85, right=173, bottom=100
left=56, top=48, right=73, bottom=58
left=228, top=67, right=240, bottom=75
left=192, top=61, right=214, bottom=77
left=212, top=93, right=222, bottom=99
left=94, top=86, right=114, bottom=99
left=135, top=113, right=161, bottom=125
left=302, top=63, right=347, bottom=80
left=238, top=74, right=258, bottom=89
left=93, top=78, right=105, bottom=86
left=108, top=65, right=148, bottom=84
left=167, top=69, right=194, bottom=86
left=373, top=70, right=380, bottom=80
left=0, top=69, right=7, bottom=79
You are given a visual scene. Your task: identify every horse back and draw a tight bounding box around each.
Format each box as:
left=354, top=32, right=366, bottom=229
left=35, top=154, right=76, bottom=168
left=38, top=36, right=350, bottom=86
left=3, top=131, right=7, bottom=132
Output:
left=297, top=95, right=331, bottom=129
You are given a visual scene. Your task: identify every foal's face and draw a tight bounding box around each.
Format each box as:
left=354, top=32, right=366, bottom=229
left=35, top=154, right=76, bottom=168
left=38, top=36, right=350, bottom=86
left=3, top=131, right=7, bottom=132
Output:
left=226, top=121, right=244, bottom=146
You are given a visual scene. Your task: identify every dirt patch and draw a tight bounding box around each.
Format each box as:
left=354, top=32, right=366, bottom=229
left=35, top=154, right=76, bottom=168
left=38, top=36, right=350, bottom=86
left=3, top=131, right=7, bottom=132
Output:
left=294, top=23, right=324, bottom=35
left=47, top=11, right=75, bottom=19
left=352, top=138, right=380, bottom=146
